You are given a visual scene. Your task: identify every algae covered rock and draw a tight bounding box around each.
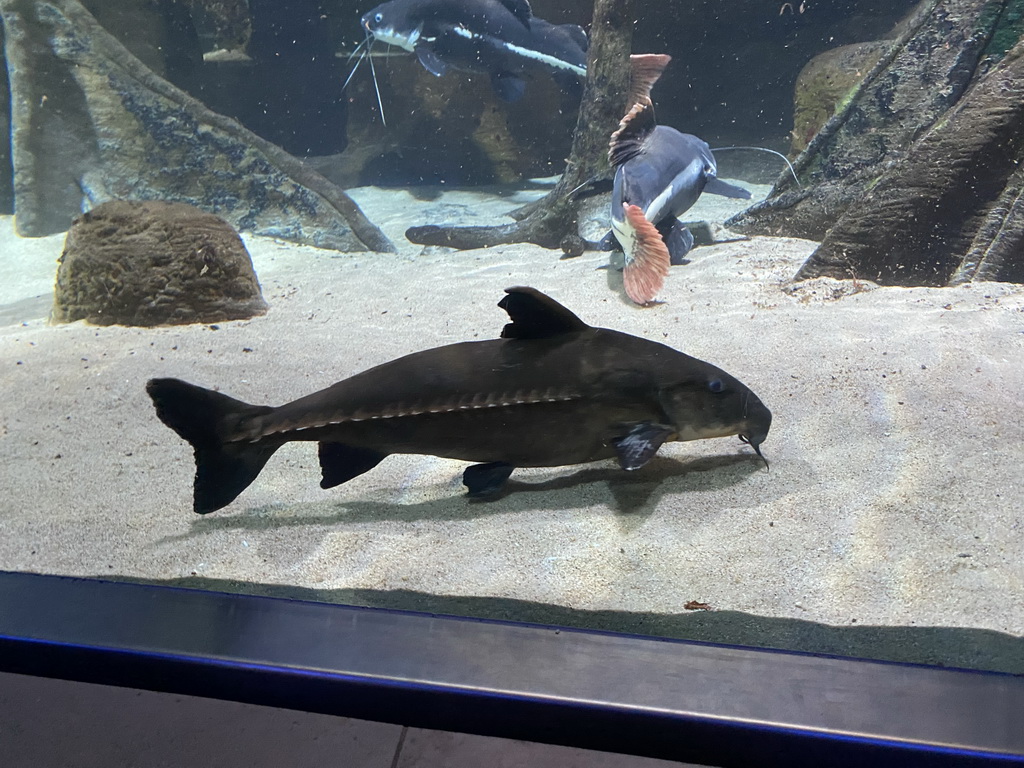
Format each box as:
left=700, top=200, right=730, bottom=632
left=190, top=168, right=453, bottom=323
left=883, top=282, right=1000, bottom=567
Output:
left=52, top=200, right=268, bottom=326
left=790, top=41, right=888, bottom=156
left=728, top=0, right=1019, bottom=244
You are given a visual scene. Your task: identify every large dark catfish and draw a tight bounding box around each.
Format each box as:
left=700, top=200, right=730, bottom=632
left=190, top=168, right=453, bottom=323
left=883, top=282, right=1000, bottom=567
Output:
left=147, top=286, right=771, bottom=513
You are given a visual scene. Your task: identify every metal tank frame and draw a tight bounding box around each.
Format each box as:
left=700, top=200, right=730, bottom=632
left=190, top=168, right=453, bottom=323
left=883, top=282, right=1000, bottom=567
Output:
left=1, top=571, right=1022, bottom=767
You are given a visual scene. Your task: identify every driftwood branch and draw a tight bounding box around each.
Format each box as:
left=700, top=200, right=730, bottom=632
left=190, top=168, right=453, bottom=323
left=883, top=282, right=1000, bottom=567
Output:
left=727, top=0, right=1024, bottom=287
left=406, top=0, right=635, bottom=252
left=0, top=0, right=394, bottom=252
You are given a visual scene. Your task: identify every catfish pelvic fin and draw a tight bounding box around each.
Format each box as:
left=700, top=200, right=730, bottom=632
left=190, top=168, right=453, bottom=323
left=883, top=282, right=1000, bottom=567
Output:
left=491, top=71, right=527, bottom=102
left=319, top=442, right=388, bottom=489
left=609, top=98, right=657, bottom=167
left=657, top=218, right=695, bottom=266
left=613, top=423, right=676, bottom=471
left=463, top=461, right=515, bottom=498
left=499, top=286, right=588, bottom=339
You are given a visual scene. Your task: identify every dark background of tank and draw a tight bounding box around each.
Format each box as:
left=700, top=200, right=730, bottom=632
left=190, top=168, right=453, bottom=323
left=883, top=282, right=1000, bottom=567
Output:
left=316, top=0, right=920, bottom=184
left=0, top=0, right=921, bottom=206
left=539, top=0, right=920, bottom=146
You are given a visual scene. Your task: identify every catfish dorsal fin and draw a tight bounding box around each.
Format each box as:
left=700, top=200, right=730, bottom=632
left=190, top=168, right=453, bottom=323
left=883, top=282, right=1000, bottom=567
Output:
left=564, top=23, right=589, bottom=53
left=497, top=0, right=533, bottom=28
left=498, top=286, right=588, bottom=339
left=609, top=97, right=657, bottom=167
left=628, top=54, right=671, bottom=108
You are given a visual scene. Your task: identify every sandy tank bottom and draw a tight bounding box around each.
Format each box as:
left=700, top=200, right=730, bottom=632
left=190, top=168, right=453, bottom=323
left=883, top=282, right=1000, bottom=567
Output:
left=1, top=182, right=1023, bottom=672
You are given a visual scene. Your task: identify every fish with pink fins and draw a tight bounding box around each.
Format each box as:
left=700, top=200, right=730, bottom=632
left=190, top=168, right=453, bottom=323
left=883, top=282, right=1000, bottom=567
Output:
left=609, top=55, right=752, bottom=305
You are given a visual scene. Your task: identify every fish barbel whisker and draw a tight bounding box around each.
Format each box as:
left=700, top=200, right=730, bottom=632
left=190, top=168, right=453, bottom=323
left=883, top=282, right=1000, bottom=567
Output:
left=342, top=37, right=368, bottom=91
left=366, top=36, right=388, bottom=127
left=342, top=33, right=389, bottom=127
left=345, top=37, right=368, bottom=64
left=710, top=146, right=802, bottom=188
left=739, top=433, right=770, bottom=470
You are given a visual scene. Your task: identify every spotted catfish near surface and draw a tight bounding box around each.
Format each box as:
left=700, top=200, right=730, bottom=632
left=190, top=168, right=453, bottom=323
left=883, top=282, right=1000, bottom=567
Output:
left=147, top=287, right=772, bottom=514
left=355, top=0, right=588, bottom=102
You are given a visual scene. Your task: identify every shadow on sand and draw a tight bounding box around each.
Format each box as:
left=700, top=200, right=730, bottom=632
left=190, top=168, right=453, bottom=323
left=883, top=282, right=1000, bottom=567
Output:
left=154, top=451, right=771, bottom=546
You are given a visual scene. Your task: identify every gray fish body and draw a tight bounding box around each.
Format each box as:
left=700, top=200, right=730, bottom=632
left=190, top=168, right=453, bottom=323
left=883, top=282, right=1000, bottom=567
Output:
left=526, top=17, right=588, bottom=75
left=612, top=127, right=717, bottom=234
left=147, top=287, right=771, bottom=513
left=242, top=328, right=751, bottom=466
left=607, top=99, right=754, bottom=304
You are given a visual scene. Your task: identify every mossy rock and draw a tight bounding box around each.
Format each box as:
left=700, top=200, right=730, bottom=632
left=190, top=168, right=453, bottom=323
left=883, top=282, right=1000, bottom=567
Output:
left=791, top=41, right=889, bottom=155
left=52, top=200, right=268, bottom=326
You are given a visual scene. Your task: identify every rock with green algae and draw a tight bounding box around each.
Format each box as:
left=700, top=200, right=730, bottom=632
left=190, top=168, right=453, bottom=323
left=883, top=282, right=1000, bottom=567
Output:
left=52, top=200, right=268, bottom=327
left=727, top=0, right=1010, bottom=243
left=790, top=41, right=889, bottom=156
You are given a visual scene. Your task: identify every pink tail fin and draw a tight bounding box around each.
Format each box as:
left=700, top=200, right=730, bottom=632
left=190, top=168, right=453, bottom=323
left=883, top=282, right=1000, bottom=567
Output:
left=628, top=54, right=672, bottom=108
left=622, top=203, right=670, bottom=305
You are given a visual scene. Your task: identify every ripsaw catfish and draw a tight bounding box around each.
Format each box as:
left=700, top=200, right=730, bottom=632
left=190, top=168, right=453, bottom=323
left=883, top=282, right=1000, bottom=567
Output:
left=147, top=287, right=771, bottom=514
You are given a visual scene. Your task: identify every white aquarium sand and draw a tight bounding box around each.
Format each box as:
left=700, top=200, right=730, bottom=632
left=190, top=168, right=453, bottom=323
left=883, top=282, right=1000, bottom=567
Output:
left=2, top=183, right=1023, bottom=671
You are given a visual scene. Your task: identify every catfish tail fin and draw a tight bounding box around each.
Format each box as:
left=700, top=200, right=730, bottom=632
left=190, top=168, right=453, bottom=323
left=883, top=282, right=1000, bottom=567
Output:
left=146, top=378, right=278, bottom=514
left=627, top=54, right=671, bottom=111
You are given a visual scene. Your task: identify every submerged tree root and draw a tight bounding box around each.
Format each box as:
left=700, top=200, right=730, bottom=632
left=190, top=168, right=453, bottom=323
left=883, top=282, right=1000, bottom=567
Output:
left=405, top=0, right=635, bottom=254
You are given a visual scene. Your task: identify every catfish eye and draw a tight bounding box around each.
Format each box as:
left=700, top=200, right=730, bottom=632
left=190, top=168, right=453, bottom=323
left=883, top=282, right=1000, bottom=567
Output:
left=708, top=378, right=724, bottom=393
left=374, top=12, right=383, bottom=22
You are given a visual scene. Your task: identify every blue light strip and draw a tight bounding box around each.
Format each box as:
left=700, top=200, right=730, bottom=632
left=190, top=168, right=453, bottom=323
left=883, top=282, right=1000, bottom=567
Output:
left=2, top=571, right=1022, bottom=767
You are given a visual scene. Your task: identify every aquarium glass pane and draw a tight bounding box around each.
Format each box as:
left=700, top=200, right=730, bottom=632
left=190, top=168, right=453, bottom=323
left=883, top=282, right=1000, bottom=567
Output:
left=2, top=0, right=1022, bottom=674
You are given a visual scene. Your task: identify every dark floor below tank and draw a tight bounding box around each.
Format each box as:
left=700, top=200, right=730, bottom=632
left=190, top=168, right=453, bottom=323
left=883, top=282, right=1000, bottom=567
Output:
left=0, top=671, right=700, bottom=767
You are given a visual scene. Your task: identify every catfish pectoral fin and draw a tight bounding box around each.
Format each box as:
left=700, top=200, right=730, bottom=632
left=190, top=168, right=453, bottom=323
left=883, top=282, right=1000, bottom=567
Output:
left=415, top=44, right=448, bottom=76
left=612, top=423, right=676, bottom=471
left=704, top=177, right=752, bottom=200
left=463, top=462, right=515, bottom=498
left=318, top=442, right=388, bottom=489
